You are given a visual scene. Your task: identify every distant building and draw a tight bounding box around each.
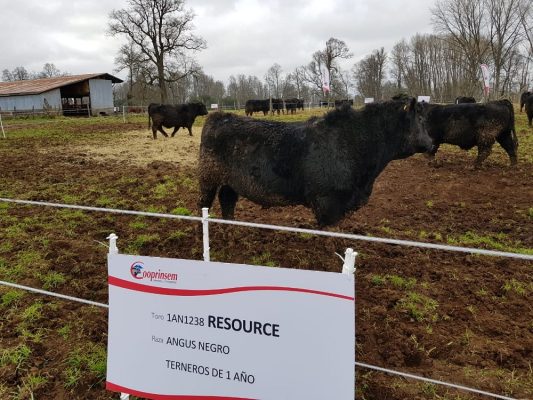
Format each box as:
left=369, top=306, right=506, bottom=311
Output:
left=0, top=73, right=123, bottom=116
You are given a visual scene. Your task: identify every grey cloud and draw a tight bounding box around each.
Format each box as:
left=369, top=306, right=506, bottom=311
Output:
left=1, top=0, right=436, bottom=83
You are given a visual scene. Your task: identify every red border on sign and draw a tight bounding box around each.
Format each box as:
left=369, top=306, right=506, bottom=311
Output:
left=108, top=276, right=354, bottom=301
left=106, top=382, right=255, bottom=399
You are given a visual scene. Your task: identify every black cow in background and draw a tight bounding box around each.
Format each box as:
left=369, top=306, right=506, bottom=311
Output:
left=525, top=95, right=533, bottom=126
left=198, top=99, right=433, bottom=227
left=520, top=91, right=531, bottom=112
left=148, top=102, right=208, bottom=139
left=245, top=99, right=270, bottom=116
left=285, top=98, right=299, bottom=114
left=284, top=98, right=305, bottom=114
left=392, top=93, right=410, bottom=101
left=334, top=99, right=354, bottom=108
left=424, top=100, right=518, bottom=168
left=271, top=98, right=284, bottom=115
left=455, top=96, right=476, bottom=104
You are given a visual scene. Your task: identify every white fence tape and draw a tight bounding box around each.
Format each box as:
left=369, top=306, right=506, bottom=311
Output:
left=1, top=198, right=531, bottom=260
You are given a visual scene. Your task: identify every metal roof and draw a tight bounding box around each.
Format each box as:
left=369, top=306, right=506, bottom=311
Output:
left=0, top=73, right=123, bottom=97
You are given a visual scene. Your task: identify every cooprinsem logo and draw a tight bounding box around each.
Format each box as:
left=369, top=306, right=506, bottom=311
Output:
left=130, top=262, right=178, bottom=283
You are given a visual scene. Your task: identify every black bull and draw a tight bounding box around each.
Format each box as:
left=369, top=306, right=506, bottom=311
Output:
left=198, top=99, right=433, bottom=226
left=148, top=102, right=208, bottom=139
left=424, top=100, right=518, bottom=167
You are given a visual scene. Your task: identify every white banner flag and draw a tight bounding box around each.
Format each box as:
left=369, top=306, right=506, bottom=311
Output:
left=321, top=66, right=330, bottom=94
left=480, top=64, right=490, bottom=95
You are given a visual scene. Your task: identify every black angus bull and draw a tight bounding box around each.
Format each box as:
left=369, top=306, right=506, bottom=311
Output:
left=455, top=96, right=476, bottom=104
left=198, top=99, right=433, bottom=227
left=520, top=91, right=532, bottom=113
left=334, top=99, right=354, bottom=107
left=271, top=98, right=284, bottom=115
left=245, top=99, right=270, bottom=116
left=424, top=100, right=518, bottom=167
left=284, top=98, right=304, bottom=114
left=148, top=102, right=208, bottom=139
left=525, top=95, right=533, bottom=126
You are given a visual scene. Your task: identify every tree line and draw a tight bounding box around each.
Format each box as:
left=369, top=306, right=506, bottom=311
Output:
left=2, top=0, right=532, bottom=106
left=2, top=63, right=67, bottom=82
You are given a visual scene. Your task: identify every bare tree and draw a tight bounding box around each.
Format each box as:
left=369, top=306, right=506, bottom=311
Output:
left=304, top=37, right=353, bottom=97
left=114, top=41, right=145, bottom=103
left=291, top=67, right=306, bottom=98
left=108, top=0, right=206, bottom=103
left=1, top=69, right=14, bottom=82
left=39, top=63, right=63, bottom=78
left=353, top=48, right=387, bottom=100
left=265, top=63, right=284, bottom=98
left=486, top=0, right=524, bottom=96
left=432, top=0, right=491, bottom=95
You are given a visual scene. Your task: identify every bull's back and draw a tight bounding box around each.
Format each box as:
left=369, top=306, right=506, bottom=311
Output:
left=200, top=113, right=307, bottom=204
left=429, top=104, right=508, bottom=146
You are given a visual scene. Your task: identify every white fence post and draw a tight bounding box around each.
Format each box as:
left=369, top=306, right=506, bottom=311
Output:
left=342, top=248, right=357, bottom=275
left=202, top=208, right=210, bottom=262
left=0, top=112, right=5, bottom=139
left=107, top=234, right=129, bottom=400
left=107, top=233, right=119, bottom=254
left=122, top=106, right=126, bottom=124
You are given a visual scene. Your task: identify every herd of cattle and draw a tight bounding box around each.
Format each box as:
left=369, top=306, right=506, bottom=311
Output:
left=146, top=93, right=530, bottom=225
left=244, top=98, right=305, bottom=116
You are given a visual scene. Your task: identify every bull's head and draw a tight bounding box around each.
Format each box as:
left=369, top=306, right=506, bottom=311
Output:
left=192, top=102, right=208, bottom=116
left=404, top=98, right=433, bottom=155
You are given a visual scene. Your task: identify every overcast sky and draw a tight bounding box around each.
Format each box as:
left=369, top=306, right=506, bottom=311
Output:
left=0, top=0, right=437, bottom=84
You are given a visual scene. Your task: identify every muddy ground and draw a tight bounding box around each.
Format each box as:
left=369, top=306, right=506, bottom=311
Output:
left=0, top=113, right=531, bottom=400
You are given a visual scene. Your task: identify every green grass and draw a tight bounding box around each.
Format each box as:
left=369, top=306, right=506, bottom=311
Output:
left=152, top=177, right=176, bottom=199
left=448, top=231, right=533, bottom=255
left=502, top=279, right=530, bottom=296
left=1, top=289, right=25, bottom=308
left=250, top=252, right=278, bottom=267
left=124, top=233, right=161, bottom=254
left=63, top=343, right=107, bottom=388
left=21, top=301, right=43, bottom=324
left=168, top=230, right=188, bottom=240
left=171, top=206, right=192, bottom=216
left=369, top=274, right=417, bottom=290
left=1, top=344, right=31, bottom=372
left=40, top=271, right=66, bottom=290
left=396, top=291, right=439, bottom=322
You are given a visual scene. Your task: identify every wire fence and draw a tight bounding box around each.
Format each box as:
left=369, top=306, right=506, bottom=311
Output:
left=0, top=197, right=530, bottom=399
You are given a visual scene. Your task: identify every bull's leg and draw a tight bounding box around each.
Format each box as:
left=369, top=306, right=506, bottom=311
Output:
left=474, top=144, right=493, bottom=169
left=187, top=126, right=193, bottom=136
left=158, top=127, right=169, bottom=138
left=198, top=182, right=218, bottom=213
left=310, top=193, right=349, bottom=227
left=496, top=132, right=518, bottom=166
left=218, top=185, right=239, bottom=220
left=170, top=127, right=178, bottom=137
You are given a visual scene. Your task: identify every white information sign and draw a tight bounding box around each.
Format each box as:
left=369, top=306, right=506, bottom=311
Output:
left=107, top=254, right=355, bottom=400
left=364, top=97, right=374, bottom=104
left=417, top=95, right=431, bottom=103
left=210, top=104, right=219, bottom=109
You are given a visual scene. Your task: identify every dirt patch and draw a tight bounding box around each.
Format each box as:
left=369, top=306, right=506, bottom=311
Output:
left=75, top=127, right=203, bottom=167
left=0, top=117, right=531, bottom=400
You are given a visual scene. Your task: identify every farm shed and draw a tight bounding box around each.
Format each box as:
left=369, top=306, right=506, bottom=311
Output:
left=0, top=73, right=123, bottom=116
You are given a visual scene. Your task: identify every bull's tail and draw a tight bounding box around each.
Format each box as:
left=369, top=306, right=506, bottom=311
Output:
left=509, top=101, right=518, bottom=147
left=148, top=112, right=151, bottom=130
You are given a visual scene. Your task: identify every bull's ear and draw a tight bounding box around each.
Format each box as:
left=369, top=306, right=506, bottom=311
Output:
left=403, top=97, right=416, bottom=112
